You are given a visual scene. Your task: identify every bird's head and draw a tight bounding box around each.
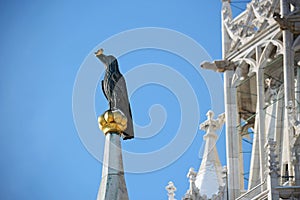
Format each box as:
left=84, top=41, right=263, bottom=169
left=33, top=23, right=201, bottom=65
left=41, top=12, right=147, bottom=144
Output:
left=95, top=48, right=104, bottom=56
left=105, top=56, right=118, bottom=71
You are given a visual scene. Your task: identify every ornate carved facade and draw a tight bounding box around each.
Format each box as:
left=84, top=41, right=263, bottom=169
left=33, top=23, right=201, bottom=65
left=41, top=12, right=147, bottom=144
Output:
left=166, top=0, right=300, bottom=199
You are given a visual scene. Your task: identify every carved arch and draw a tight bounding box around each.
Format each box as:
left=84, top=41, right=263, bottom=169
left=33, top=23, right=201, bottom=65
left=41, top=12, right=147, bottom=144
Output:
left=258, top=40, right=283, bottom=69
left=292, top=35, right=300, bottom=51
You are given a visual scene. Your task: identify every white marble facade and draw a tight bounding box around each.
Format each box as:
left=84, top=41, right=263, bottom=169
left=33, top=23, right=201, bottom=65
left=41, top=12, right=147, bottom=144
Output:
left=167, top=0, right=300, bottom=199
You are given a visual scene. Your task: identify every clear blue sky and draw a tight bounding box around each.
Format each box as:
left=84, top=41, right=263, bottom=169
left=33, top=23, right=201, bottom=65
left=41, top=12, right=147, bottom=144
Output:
left=0, top=1, right=249, bottom=199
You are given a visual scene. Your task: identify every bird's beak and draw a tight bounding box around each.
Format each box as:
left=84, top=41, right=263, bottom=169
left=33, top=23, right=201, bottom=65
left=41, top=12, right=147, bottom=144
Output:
left=95, top=49, right=104, bottom=56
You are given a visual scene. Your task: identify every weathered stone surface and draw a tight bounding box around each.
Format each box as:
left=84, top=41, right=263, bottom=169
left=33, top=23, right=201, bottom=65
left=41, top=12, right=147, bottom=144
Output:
left=97, top=133, right=129, bottom=200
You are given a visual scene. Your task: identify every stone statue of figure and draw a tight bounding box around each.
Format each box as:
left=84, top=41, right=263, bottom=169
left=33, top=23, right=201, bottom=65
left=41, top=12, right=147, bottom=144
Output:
left=95, top=49, right=134, bottom=140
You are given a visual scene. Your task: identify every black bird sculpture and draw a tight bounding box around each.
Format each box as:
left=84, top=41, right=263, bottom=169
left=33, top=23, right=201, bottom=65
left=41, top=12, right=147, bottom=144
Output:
left=95, top=49, right=134, bottom=140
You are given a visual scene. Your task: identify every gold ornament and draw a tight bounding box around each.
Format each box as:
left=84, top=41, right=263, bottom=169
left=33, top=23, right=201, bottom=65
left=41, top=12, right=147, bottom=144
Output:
left=98, top=110, right=127, bottom=135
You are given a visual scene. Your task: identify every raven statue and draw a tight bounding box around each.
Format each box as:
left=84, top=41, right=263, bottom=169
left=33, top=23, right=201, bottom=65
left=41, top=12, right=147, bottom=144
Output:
left=95, top=49, right=134, bottom=140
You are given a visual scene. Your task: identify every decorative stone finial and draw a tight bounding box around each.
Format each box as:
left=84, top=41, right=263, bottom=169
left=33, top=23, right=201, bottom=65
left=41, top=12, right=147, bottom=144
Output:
left=206, top=110, right=214, bottom=120
left=286, top=100, right=294, bottom=115
left=185, top=167, right=199, bottom=199
left=166, top=181, right=177, bottom=200
left=187, top=167, right=197, bottom=182
left=200, top=110, right=225, bottom=133
left=221, top=166, right=228, bottom=183
left=98, top=110, right=127, bottom=135
left=266, top=139, right=280, bottom=176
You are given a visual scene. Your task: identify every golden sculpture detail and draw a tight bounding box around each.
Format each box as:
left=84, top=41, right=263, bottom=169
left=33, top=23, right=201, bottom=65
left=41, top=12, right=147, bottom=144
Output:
left=98, top=110, right=128, bottom=135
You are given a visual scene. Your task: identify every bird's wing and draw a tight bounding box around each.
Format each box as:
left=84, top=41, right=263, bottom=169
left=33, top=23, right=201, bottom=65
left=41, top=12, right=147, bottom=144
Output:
left=114, top=75, right=134, bottom=139
left=101, top=80, right=108, bottom=100
left=114, top=75, right=129, bottom=101
left=114, top=75, right=132, bottom=116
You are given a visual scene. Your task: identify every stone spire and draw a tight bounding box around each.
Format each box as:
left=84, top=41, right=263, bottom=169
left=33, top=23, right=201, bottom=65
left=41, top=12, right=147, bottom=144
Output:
left=195, top=110, right=225, bottom=198
left=97, top=110, right=129, bottom=200
left=183, top=168, right=200, bottom=200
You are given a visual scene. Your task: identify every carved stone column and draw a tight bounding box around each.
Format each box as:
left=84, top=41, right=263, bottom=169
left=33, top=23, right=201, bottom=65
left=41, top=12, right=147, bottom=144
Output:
left=291, top=131, right=300, bottom=186
left=256, top=66, right=267, bottom=191
left=97, top=110, right=129, bottom=200
left=281, top=0, right=295, bottom=186
left=293, top=144, right=300, bottom=186
left=221, top=0, right=241, bottom=198
left=224, top=70, right=241, bottom=199
left=266, top=139, right=280, bottom=199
